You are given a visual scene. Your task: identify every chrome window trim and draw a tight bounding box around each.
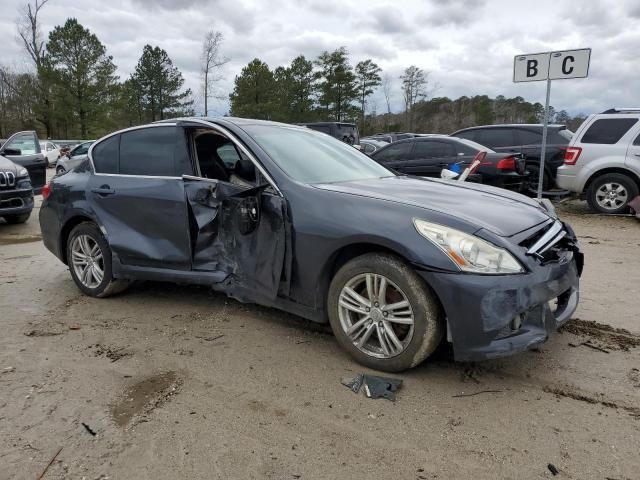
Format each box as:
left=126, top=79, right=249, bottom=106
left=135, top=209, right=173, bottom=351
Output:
left=88, top=123, right=178, bottom=177
left=88, top=120, right=282, bottom=196
left=172, top=118, right=282, bottom=196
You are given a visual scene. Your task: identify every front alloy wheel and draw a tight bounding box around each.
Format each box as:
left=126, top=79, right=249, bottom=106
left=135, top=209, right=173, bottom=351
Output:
left=328, top=253, right=443, bottom=372
left=338, top=273, right=414, bottom=358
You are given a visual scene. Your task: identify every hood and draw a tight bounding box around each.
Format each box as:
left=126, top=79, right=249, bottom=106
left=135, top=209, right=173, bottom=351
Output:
left=0, top=155, right=19, bottom=175
left=313, top=175, right=551, bottom=237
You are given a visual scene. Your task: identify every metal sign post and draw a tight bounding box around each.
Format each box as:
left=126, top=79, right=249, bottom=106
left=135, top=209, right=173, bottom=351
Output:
left=513, top=48, right=591, bottom=199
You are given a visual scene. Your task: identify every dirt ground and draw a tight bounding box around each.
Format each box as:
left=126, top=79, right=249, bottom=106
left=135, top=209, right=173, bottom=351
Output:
left=1, top=173, right=639, bottom=480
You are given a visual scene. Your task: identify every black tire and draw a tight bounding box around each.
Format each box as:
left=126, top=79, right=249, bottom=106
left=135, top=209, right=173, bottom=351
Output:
left=3, top=213, right=31, bottom=224
left=327, top=253, right=444, bottom=372
left=526, top=164, right=551, bottom=194
left=66, top=222, right=130, bottom=298
left=586, top=173, right=639, bottom=214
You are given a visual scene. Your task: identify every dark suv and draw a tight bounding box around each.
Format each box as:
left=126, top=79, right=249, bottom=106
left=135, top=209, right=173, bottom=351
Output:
left=451, top=124, right=573, bottom=192
left=39, top=117, right=581, bottom=372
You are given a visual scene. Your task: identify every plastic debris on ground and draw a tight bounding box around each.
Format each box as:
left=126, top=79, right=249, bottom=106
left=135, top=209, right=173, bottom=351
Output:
left=341, top=374, right=403, bottom=401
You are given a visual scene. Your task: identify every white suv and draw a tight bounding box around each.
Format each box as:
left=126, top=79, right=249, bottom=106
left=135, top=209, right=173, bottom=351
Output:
left=556, top=108, right=640, bottom=214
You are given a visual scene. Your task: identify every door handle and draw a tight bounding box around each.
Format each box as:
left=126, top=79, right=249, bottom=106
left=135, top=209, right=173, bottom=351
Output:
left=91, top=186, right=115, bottom=196
left=635, top=154, right=640, bottom=157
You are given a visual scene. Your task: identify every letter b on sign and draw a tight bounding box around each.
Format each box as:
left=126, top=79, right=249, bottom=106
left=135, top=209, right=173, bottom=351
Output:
left=513, top=53, right=550, bottom=82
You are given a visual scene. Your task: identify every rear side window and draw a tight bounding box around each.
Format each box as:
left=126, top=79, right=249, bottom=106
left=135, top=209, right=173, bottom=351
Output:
left=373, top=142, right=413, bottom=162
left=92, top=135, right=119, bottom=174
left=581, top=118, right=638, bottom=144
left=119, top=127, right=177, bottom=176
left=412, top=141, right=454, bottom=158
left=634, top=134, right=640, bottom=146
left=476, top=129, right=516, bottom=148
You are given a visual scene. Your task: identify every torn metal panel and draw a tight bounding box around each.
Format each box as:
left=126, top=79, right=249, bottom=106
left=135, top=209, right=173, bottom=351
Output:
left=184, top=178, right=288, bottom=300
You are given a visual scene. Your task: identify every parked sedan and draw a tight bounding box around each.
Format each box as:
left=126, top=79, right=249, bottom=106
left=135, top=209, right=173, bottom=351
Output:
left=371, top=135, right=528, bottom=191
left=40, top=118, right=582, bottom=372
left=56, top=141, right=94, bottom=174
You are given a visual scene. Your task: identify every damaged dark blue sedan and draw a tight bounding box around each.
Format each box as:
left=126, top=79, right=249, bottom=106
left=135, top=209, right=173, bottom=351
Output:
left=39, top=118, right=583, bottom=372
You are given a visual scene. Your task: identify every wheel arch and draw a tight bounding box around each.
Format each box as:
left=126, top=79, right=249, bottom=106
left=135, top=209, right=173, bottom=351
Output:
left=318, top=242, right=446, bottom=324
left=583, top=167, right=640, bottom=194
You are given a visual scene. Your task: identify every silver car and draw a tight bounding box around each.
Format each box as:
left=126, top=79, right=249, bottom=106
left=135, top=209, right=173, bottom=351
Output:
left=556, top=108, right=640, bottom=214
left=56, top=141, right=94, bottom=174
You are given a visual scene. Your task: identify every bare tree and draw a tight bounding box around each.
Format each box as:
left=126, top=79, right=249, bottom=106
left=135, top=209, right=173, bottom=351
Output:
left=201, top=30, right=229, bottom=116
left=381, top=73, right=393, bottom=115
left=17, top=0, right=49, bottom=69
left=400, top=66, right=429, bottom=131
left=16, top=0, right=52, bottom=136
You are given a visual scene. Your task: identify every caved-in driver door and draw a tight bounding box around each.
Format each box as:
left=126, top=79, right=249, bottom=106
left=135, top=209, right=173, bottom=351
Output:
left=183, top=176, right=288, bottom=300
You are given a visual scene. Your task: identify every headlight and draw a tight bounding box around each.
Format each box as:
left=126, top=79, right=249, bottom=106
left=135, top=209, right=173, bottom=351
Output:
left=18, top=167, right=29, bottom=177
left=413, top=219, right=524, bottom=274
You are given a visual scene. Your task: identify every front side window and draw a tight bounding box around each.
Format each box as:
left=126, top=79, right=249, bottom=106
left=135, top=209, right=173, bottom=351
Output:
left=92, top=135, right=119, bottom=174
left=245, top=125, right=392, bottom=184
left=119, top=127, right=177, bottom=176
left=5, top=133, right=39, bottom=155
left=581, top=118, right=639, bottom=144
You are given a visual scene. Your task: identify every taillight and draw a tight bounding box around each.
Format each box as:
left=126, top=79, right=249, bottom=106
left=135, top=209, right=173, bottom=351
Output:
left=496, top=156, right=516, bottom=170
left=563, top=147, right=582, bottom=165
left=42, top=182, right=52, bottom=200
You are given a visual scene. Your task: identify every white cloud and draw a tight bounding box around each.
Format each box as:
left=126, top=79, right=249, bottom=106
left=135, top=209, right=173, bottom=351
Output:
left=0, top=0, right=638, bottom=118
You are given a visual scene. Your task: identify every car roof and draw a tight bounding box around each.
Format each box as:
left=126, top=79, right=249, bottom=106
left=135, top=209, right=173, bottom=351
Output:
left=455, top=124, right=566, bottom=132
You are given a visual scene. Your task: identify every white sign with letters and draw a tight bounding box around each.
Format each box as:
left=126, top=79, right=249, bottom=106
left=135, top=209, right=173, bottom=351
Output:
left=513, top=48, right=591, bottom=82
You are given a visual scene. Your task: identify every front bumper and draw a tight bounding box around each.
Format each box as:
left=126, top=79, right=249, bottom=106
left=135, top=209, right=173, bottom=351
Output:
left=417, top=249, right=581, bottom=361
left=0, top=188, right=34, bottom=216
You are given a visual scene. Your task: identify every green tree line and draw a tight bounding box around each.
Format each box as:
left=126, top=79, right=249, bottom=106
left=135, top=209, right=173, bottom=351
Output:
left=229, top=50, right=586, bottom=135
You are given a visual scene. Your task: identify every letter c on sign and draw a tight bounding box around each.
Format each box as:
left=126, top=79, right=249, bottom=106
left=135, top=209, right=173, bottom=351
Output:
left=562, top=56, right=575, bottom=75
left=526, top=60, right=538, bottom=77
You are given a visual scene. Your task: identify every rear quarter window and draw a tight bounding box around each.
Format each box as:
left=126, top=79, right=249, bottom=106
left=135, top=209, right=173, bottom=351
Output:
left=92, top=135, right=119, bottom=174
left=580, top=118, right=639, bottom=144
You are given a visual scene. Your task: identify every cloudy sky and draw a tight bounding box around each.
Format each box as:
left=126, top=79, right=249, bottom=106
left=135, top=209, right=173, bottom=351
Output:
left=1, top=0, right=638, bottom=117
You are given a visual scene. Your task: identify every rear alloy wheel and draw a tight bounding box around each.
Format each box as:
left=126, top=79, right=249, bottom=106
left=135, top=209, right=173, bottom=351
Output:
left=587, top=173, right=638, bottom=214
left=328, top=253, right=443, bottom=372
left=67, top=222, right=130, bottom=297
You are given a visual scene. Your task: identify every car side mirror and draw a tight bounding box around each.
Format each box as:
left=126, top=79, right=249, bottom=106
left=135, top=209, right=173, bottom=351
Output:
left=2, top=147, right=21, bottom=156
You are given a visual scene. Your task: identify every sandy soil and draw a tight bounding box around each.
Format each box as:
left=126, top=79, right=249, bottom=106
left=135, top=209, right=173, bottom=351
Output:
left=1, top=176, right=639, bottom=480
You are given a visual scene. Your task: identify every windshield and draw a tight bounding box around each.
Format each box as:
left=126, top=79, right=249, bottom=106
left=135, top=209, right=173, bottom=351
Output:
left=244, top=125, right=393, bottom=184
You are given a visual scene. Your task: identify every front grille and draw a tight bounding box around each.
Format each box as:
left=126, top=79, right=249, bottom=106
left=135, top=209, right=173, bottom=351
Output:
left=521, top=220, right=579, bottom=265
left=0, top=171, right=16, bottom=190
